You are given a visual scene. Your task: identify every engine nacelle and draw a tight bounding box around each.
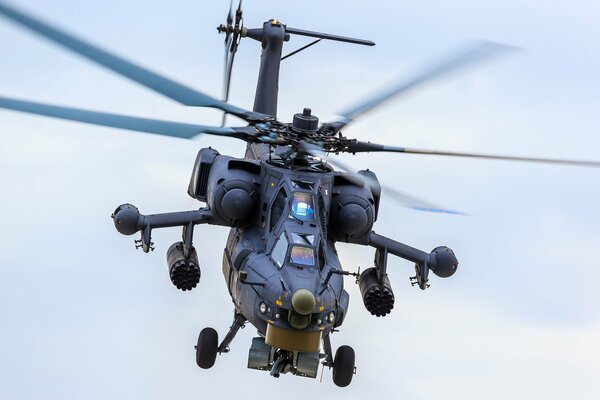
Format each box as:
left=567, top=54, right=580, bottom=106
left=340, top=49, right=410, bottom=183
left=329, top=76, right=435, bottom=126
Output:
left=166, top=241, right=201, bottom=291
left=358, top=267, right=395, bottom=317
left=204, top=156, right=261, bottom=227
left=329, top=172, right=378, bottom=243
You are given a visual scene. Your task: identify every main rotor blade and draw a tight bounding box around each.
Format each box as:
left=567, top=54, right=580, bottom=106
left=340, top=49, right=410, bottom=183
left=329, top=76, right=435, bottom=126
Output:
left=324, top=41, right=514, bottom=132
left=346, top=141, right=600, bottom=168
left=0, top=2, right=270, bottom=122
left=0, top=96, right=251, bottom=140
left=299, top=142, right=464, bottom=215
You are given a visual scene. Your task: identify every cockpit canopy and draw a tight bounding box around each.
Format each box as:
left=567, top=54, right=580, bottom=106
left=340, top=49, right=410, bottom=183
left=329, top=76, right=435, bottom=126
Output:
left=265, top=175, right=331, bottom=271
left=270, top=232, right=321, bottom=269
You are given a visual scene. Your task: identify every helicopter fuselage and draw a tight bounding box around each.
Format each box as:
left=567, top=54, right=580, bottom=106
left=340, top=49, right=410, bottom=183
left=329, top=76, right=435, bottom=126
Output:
left=109, top=16, right=448, bottom=380
left=222, top=158, right=346, bottom=354
left=219, top=20, right=352, bottom=354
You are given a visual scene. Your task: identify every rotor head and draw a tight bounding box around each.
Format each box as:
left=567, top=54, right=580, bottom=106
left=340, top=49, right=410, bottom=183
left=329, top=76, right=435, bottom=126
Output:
left=292, top=108, right=319, bottom=133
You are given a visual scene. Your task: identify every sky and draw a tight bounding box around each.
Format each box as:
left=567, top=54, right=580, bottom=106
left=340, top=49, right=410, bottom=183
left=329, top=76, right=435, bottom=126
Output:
left=0, top=0, right=599, bottom=399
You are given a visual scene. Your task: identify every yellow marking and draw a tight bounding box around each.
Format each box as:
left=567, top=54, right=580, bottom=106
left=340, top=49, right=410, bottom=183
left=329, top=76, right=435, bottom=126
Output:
left=271, top=19, right=280, bottom=25
left=319, top=305, right=325, bottom=311
left=271, top=182, right=275, bottom=187
left=276, top=299, right=283, bottom=306
left=267, top=320, right=274, bottom=324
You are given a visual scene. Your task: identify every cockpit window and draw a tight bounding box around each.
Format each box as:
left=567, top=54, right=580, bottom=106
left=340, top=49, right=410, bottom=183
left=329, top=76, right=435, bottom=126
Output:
left=289, top=246, right=315, bottom=266
left=291, top=180, right=314, bottom=190
left=318, top=240, right=326, bottom=270
left=270, top=187, right=287, bottom=231
left=290, top=233, right=315, bottom=245
left=271, top=234, right=288, bottom=268
left=289, top=192, right=315, bottom=222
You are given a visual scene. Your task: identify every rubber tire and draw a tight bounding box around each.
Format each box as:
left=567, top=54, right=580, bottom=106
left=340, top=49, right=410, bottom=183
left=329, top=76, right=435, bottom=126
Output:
left=196, top=327, right=218, bottom=369
left=332, top=345, right=355, bottom=387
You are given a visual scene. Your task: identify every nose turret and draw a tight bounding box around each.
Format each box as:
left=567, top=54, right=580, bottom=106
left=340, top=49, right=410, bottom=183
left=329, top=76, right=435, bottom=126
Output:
left=291, top=288, right=316, bottom=315
left=288, top=288, right=317, bottom=329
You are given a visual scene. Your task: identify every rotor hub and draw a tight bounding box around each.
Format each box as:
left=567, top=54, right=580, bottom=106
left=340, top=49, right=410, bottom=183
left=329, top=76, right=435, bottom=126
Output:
left=292, top=108, right=319, bottom=133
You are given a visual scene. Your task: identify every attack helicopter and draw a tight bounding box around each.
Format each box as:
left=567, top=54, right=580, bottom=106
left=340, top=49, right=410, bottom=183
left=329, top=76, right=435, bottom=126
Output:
left=1, top=1, right=599, bottom=388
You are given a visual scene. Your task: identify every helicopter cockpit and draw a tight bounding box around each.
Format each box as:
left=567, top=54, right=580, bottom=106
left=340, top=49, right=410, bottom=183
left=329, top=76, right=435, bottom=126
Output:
left=267, top=179, right=329, bottom=271
left=270, top=199, right=326, bottom=267
left=256, top=179, right=338, bottom=352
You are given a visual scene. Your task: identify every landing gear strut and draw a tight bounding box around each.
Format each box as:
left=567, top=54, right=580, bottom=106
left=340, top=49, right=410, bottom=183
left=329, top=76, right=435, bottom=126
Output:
left=218, top=313, right=246, bottom=353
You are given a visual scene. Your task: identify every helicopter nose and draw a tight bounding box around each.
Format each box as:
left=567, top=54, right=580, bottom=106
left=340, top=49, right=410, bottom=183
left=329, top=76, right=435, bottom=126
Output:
left=291, top=288, right=316, bottom=315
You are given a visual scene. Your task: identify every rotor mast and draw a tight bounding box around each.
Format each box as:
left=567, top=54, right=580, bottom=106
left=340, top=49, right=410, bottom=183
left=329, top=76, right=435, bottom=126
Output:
left=241, top=20, right=288, bottom=160
left=248, top=20, right=287, bottom=117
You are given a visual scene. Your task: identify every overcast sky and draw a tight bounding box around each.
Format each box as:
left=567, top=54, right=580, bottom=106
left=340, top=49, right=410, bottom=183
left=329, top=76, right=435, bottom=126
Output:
left=0, top=0, right=599, bottom=399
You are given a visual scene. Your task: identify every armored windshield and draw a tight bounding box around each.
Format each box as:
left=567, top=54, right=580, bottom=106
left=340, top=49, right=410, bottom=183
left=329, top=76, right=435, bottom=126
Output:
left=270, top=187, right=287, bottom=231
left=290, top=192, right=315, bottom=222
left=290, top=246, right=315, bottom=266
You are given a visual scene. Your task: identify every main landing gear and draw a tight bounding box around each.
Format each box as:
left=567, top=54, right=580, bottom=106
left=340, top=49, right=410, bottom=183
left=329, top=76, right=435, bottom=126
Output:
left=322, top=334, right=356, bottom=387
left=195, top=313, right=246, bottom=369
left=195, top=327, right=218, bottom=368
